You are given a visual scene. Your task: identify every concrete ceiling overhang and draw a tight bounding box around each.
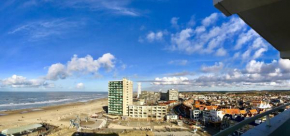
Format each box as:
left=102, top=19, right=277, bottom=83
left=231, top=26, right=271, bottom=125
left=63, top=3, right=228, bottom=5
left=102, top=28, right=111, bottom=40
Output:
left=214, top=0, right=290, bottom=59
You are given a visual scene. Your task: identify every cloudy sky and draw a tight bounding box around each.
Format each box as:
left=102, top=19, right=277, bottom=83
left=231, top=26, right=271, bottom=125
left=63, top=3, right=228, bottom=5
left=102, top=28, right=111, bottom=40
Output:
left=0, top=0, right=289, bottom=92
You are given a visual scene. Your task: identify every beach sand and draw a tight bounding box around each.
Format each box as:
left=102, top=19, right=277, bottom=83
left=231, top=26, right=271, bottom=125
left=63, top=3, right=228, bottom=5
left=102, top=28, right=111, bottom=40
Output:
left=0, top=98, right=108, bottom=131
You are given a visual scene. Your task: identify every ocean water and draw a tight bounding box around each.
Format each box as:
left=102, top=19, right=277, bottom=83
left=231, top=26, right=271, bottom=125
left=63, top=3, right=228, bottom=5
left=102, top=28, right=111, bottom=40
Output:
left=0, top=92, right=107, bottom=111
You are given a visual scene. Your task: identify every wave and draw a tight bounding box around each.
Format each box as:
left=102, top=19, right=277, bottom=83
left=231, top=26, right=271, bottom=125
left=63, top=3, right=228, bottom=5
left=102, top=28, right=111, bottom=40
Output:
left=0, top=96, right=106, bottom=107
left=79, top=98, right=100, bottom=102
left=0, top=99, right=72, bottom=107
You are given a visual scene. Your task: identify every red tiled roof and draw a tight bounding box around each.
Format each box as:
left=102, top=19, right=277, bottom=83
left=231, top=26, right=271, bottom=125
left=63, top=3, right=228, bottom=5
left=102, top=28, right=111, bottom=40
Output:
left=195, top=104, right=206, bottom=108
left=221, top=109, right=240, bottom=115
left=250, top=109, right=258, bottom=114
left=205, top=106, right=218, bottom=110
left=240, top=110, right=247, bottom=114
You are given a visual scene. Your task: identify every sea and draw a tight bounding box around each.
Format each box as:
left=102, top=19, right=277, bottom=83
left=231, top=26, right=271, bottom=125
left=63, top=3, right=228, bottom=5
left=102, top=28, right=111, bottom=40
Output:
left=0, top=92, right=107, bottom=111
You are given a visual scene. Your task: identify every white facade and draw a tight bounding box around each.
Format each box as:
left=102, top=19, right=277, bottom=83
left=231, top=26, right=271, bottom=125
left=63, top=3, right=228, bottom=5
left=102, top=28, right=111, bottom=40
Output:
left=209, top=110, right=224, bottom=122
left=123, top=78, right=133, bottom=116
left=168, top=89, right=179, bottom=101
left=137, top=82, right=141, bottom=98
left=166, top=114, right=178, bottom=122
left=192, top=110, right=200, bottom=120
left=203, top=110, right=224, bottom=122
left=128, top=105, right=168, bottom=120
left=191, top=110, right=201, bottom=121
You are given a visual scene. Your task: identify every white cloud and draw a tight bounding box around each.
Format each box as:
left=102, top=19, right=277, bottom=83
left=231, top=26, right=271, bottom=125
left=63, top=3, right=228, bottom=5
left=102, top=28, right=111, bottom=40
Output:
left=168, top=12, right=269, bottom=60
left=166, top=71, right=195, bottom=77
left=233, top=52, right=240, bottom=59
left=34, top=0, right=139, bottom=17
left=150, top=59, right=290, bottom=90
left=153, top=77, right=189, bottom=85
left=253, top=48, right=267, bottom=59
left=234, top=29, right=258, bottom=50
left=246, top=60, right=277, bottom=74
left=67, top=53, right=115, bottom=73
left=171, top=13, right=246, bottom=56
left=9, top=19, right=85, bottom=40
left=156, top=32, right=163, bottom=39
left=194, top=26, right=206, bottom=34
left=202, top=13, right=218, bottom=27
left=279, top=59, right=290, bottom=72
left=146, top=31, right=163, bottom=42
left=252, top=37, right=267, bottom=49
left=171, top=17, right=179, bottom=29
left=46, top=53, right=115, bottom=80
left=147, top=32, right=155, bottom=41
left=187, top=15, right=195, bottom=27
left=246, top=60, right=265, bottom=73
left=76, top=83, right=85, bottom=89
left=0, top=53, right=116, bottom=89
left=201, top=62, right=224, bottom=73
left=46, top=63, right=68, bottom=80
left=242, top=48, right=251, bottom=60
left=170, top=28, right=195, bottom=53
left=238, top=37, right=268, bottom=60
left=215, top=48, right=227, bottom=56
left=168, top=60, right=188, bottom=66
left=1, top=75, right=52, bottom=88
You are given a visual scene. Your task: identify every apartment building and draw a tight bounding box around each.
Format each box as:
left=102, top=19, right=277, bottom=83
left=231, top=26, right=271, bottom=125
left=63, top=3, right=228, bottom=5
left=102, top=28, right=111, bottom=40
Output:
left=128, top=105, right=168, bottom=120
left=190, top=109, right=201, bottom=121
left=160, top=89, right=179, bottom=101
left=108, top=78, right=133, bottom=116
left=168, top=89, right=179, bottom=101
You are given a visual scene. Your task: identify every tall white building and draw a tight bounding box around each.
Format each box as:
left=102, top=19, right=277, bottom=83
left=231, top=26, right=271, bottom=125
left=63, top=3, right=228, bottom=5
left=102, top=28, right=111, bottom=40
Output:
left=108, top=78, right=133, bottom=116
left=137, top=82, right=141, bottom=98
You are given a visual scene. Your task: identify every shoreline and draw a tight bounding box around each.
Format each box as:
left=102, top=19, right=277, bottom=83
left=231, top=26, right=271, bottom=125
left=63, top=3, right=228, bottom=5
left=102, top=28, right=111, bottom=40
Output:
left=0, top=97, right=107, bottom=116
left=0, top=97, right=108, bottom=131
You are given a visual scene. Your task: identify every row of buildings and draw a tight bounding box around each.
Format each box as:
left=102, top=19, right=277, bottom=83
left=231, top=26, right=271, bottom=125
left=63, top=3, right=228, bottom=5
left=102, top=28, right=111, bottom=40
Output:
left=178, top=91, right=290, bottom=131
left=108, top=78, right=179, bottom=120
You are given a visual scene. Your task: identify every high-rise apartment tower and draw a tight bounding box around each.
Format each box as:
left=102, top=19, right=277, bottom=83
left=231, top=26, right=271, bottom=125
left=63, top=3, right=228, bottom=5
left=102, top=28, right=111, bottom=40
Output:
left=108, top=78, right=133, bottom=116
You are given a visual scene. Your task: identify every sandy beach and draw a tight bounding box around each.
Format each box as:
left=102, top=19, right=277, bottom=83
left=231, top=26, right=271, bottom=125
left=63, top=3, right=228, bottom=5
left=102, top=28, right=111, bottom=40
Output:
left=0, top=98, right=108, bottom=131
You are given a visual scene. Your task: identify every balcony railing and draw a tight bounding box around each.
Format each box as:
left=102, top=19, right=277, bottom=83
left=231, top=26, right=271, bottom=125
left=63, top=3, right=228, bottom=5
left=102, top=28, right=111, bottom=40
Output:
left=214, top=103, right=290, bottom=136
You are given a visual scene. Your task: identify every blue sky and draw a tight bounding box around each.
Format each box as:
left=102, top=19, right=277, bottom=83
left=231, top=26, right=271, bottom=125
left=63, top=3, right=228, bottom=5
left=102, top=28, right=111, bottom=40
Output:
left=0, top=0, right=290, bottom=92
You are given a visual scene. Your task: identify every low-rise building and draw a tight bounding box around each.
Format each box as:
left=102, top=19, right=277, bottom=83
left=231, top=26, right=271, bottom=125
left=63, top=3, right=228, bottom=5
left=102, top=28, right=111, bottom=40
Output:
left=166, top=114, right=178, bottom=122
left=158, top=100, right=178, bottom=107
left=128, top=105, right=168, bottom=120
left=190, top=109, right=201, bottom=121
left=209, top=110, right=224, bottom=122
